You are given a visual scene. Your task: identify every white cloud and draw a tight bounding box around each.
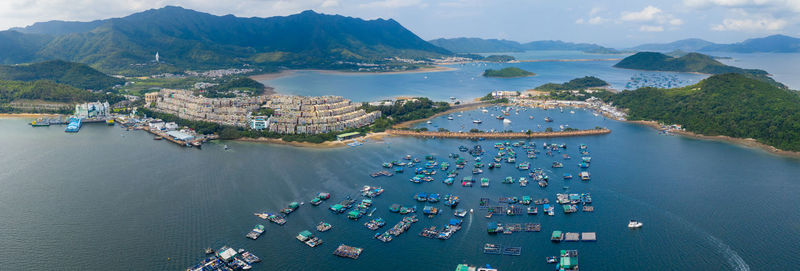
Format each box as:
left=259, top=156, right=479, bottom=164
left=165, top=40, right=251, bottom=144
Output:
left=621, top=6, right=662, bottom=21
left=575, top=18, right=585, bottom=24
left=640, top=25, right=665, bottom=32
left=358, top=0, right=423, bottom=9
left=588, top=17, right=609, bottom=24
left=711, top=18, right=788, bottom=31
left=321, top=0, right=339, bottom=8
left=684, top=0, right=800, bottom=12
left=670, top=18, right=684, bottom=25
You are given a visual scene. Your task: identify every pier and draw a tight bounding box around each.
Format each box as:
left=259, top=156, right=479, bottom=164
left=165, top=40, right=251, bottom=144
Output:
left=386, top=128, right=611, bottom=139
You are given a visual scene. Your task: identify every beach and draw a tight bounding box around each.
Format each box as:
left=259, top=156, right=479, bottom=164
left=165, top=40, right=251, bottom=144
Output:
left=233, top=132, right=389, bottom=149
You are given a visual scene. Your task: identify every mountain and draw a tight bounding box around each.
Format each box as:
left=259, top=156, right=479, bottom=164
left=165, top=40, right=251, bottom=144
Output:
left=700, top=35, right=800, bottom=53
left=607, top=73, right=800, bottom=151
left=428, top=37, right=619, bottom=54
left=631, top=38, right=716, bottom=52
left=0, top=31, right=50, bottom=64
left=520, top=40, right=620, bottom=54
left=0, top=6, right=450, bottom=74
left=0, top=60, right=124, bottom=90
left=428, top=38, right=525, bottom=53
left=613, top=52, right=783, bottom=87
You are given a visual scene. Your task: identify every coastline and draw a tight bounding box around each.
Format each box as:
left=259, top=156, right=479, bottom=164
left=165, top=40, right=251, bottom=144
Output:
left=250, top=66, right=456, bottom=82
left=0, top=113, right=62, bottom=118
left=627, top=120, right=800, bottom=159
left=233, top=132, right=389, bottom=149
left=392, top=102, right=493, bottom=129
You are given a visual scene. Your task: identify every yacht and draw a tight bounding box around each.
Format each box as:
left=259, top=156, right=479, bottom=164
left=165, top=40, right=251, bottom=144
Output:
left=628, top=220, right=643, bottom=228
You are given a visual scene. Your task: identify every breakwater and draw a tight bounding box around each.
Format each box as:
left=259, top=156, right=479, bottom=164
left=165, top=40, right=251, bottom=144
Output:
left=386, top=128, right=611, bottom=139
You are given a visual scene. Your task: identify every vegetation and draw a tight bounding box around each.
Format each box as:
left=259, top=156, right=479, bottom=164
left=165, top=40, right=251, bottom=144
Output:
left=482, top=67, right=535, bottom=78
left=479, top=93, right=511, bottom=103
left=482, top=55, right=515, bottom=62
left=2, top=6, right=450, bottom=75
left=0, top=79, right=123, bottom=104
left=613, top=52, right=784, bottom=88
left=198, top=77, right=267, bottom=98
left=362, top=97, right=451, bottom=131
left=605, top=73, right=800, bottom=151
left=0, top=60, right=124, bottom=90
left=537, top=76, right=608, bottom=91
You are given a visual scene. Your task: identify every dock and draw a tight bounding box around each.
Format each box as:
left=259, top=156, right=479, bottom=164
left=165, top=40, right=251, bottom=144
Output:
left=386, top=128, right=611, bottom=139
left=142, top=127, right=217, bottom=148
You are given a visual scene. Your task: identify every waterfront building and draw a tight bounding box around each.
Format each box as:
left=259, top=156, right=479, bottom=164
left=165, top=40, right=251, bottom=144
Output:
left=250, top=116, right=268, bottom=130
left=74, top=101, right=111, bottom=119
left=266, top=95, right=381, bottom=134
left=151, top=89, right=269, bottom=127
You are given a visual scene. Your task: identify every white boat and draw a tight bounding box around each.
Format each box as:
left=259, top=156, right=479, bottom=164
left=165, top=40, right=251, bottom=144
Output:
left=447, top=116, right=454, bottom=120
left=473, top=120, right=482, bottom=124
left=481, top=109, right=489, bottom=113
left=628, top=220, right=643, bottom=228
left=570, top=111, right=575, bottom=114
left=503, top=119, right=511, bottom=124
left=426, top=121, right=432, bottom=124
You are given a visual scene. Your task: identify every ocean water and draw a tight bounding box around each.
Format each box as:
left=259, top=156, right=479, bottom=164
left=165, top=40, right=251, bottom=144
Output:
left=711, top=52, right=800, bottom=90
left=258, top=51, right=707, bottom=102
left=2, top=110, right=800, bottom=270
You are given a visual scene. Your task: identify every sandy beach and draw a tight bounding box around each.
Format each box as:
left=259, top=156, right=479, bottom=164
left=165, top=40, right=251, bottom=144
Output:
left=627, top=120, right=800, bottom=159
left=0, top=113, right=62, bottom=119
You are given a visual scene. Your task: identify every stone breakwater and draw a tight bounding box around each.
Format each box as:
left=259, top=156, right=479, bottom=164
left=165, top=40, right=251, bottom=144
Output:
left=386, top=128, right=611, bottom=139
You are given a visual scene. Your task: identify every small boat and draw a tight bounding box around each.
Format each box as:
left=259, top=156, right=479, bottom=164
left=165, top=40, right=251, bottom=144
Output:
left=447, top=116, right=454, bottom=120
left=544, top=117, right=553, bottom=122
left=153, top=136, right=163, bottom=140
left=224, top=145, right=229, bottom=150
left=628, top=220, right=643, bottom=228
left=426, top=121, right=432, bottom=124
left=473, top=120, right=482, bottom=124
left=204, top=247, right=214, bottom=254
left=503, top=119, right=511, bottom=124
left=317, top=222, right=332, bottom=232
left=546, top=256, right=558, bottom=264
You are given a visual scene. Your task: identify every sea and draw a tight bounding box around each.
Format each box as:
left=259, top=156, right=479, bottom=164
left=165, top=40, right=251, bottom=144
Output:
left=1, top=51, right=800, bottom=270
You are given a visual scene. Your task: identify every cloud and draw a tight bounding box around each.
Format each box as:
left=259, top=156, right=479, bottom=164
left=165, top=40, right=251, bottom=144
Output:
left=711, top=18, right=788, bottom=31
left=358, top=0, right=423, bottom=9
left=321, top=0, right=339, bottom=8
left=640, top=25, right=665, bottom=32
left=669, top=18, right=684, bottom=25
left=621, top=6, right=662, bottom=21
left=684, top=0, right=800, bottom=12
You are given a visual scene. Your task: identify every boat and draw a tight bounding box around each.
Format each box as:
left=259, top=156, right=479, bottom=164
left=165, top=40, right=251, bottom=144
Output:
left=204, top=247, right=214, bottom=254
left=628, top=220, right=643, bottom=228
left=106, top=119, right=115, bottom=126
left=551, top=230, right=564, bottom=242
left=473, top=120, right=482, bottom=124
left=546, top=256, right=558, bottom=264
left=544, top=117, right=553, bottom=122
left=30, top=119, right=50, bottom=127
left=447, top=115, right=454, bottom=120
left=64, top=117, right=81, bottom=133
left=240, top=250, right=261, bottom=264
left=365, top=218, right=386, bottom=230
left=426, top=121, right=432, bottom=124
left=503, top=118, right=511, bottom=124
left=454, top=209, right=467, bottom=217
left=296, top=230, right=314, bottom=242
left=245, top=224, right=265, bottom=240
left=281, top=202, right=300, bottom=214
left=153, top=136, right=163, bottom=140
left=496, top=115, right=504, bottom=120
left=580, top=171, right=591, bottom=181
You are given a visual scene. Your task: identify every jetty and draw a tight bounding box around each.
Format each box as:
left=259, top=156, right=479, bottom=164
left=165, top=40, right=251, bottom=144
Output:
left=386, top=128, right=610, bottom=139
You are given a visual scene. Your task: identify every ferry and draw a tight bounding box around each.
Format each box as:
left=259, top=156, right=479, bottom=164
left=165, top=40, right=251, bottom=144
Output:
left=245, top=224, right=265, bottom=240
left=30, top=118, right=50, bottom=127
left=64, top=117, right=81, bottom=133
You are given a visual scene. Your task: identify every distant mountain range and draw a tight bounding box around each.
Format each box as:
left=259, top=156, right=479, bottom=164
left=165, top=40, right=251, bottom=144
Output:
left=630, top=35, right=800, bottom=53
left=428, top=38, right=620, bottom=54
left=0, top=6, right=450, bottom=75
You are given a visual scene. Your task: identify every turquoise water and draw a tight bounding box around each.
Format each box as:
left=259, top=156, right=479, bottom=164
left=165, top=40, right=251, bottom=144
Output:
left=2, top=111, right=800, bottom=270
left=259, top=51, right=707, bottom=102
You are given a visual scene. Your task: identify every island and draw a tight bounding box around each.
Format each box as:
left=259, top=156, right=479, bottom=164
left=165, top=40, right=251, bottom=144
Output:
left=482, top=55, right=516, bottom=62
left=603, top=73, right=800, bottom=152
left=613, top=52, right=784, bottom=87
left=482, top=67, right=535, bottom=78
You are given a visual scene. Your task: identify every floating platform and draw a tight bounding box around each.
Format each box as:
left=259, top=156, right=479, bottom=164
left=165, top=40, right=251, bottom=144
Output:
left=483, top=243, right=502, bottom=254
left=582, top=206, right=594, bottom=212
left=564, top=232, right=580, bottom=242
left=581, top=232, right=596, bottom=241
left=333, top=244, right=362, bottom=259
left=503, top=247, right=522, bottom=256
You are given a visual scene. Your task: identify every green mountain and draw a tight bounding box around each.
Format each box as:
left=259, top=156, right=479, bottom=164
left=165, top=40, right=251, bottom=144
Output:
left=428, top=37, right=619, bottom=54
left=483, top=67, right=535, bottom=78
left=700, top=34, right=800, bottom=53
left=613, top=52, right=783, bottom=88
left=0, top=60, right=124, bottom=90
left=0, top=79, right=120, bottom=105
left=607, top=73, right=800, bottom=151
left=0, top=6, right=450, bottom=74
left=631, top=38, right=717, bottom=52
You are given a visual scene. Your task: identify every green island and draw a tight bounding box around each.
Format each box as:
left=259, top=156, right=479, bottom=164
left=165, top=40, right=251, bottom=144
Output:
left=195, top=77, right=269, bottom=98
left=535, top=76, right=613, bottom=101
left=603, top=73, right=800, bottom=151
left=613, top=52, right=784, bottom=88
left=482, top=55, right=516, bottom=62
left=482, top=67, right=535, bottom=78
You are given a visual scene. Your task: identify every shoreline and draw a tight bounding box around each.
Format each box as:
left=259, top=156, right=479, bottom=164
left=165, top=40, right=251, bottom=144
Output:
left=250, top=66, right=456, bottom=82
left=392, top=102, right=493, bottom=129
left=627, top=120, right=800, bottom=159
left=0, top=113, right=63, bottom=118
left=233, top=132, right=389, bottom=149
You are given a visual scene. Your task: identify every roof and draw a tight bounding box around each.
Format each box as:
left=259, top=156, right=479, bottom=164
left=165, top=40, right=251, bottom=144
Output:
left=217, top=247, right=237, bottom=261
left=337, top=132, right=361, bottom=138
left=299, top=230, right=313, bottom=237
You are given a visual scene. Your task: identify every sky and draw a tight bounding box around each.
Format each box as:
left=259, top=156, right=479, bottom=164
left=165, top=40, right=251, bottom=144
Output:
left=1, top=0, right=799, bottom=48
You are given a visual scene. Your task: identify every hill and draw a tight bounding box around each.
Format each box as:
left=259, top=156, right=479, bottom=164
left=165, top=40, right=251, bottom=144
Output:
left=537, top=76, right=609, bottom=91
left=606, top=73, right=800, bottom=151
left=0, top=6, right=451, bottom=74
left=700, top=35, right=800, bottom=53
left=483, top=67, right=535, bottom=78
left=0, top=60, right=124, bottom=90
left=631, top=38, right=716, bottom=52
left=613, top=52, right=783, bottom=87
left=0, top=79, right=120, bottom=105
left=428, top=37, right=619, bottom=54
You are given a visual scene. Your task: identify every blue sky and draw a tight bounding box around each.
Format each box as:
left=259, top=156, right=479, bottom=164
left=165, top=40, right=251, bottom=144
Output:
left=1, top=0, right=798, bottom=47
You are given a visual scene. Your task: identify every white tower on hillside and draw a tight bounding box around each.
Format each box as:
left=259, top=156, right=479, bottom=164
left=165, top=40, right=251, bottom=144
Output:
left=155, top=52, right=160, bottom=63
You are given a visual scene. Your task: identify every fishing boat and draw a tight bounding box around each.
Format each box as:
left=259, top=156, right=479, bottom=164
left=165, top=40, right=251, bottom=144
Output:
left=480, top=178, right=489, bottom=187
left=544, top=117, right=553, bottom=122
left=546, top=256, right=558, bottom=264
left=240, top=250, right=261, bottom=264
left=552, top=162, right=564, bottom=168
left=153, top=136, right=163, bottom=140
left=246, top=224, right=265, bottom=240
left=447, top=115, right=454, bottom=120
left=563, top=173, right=573, bottom=179
left=628, top=220, right=643, bottom=228
left=317, top=222, right=332, bottom=232
left=580, top=171, right=591, bottom=181
left=551, top=230, right=564, bottom=242
left=365, top=218, right=386, bottom=230
left=454, top=209, right=467, bottom=217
